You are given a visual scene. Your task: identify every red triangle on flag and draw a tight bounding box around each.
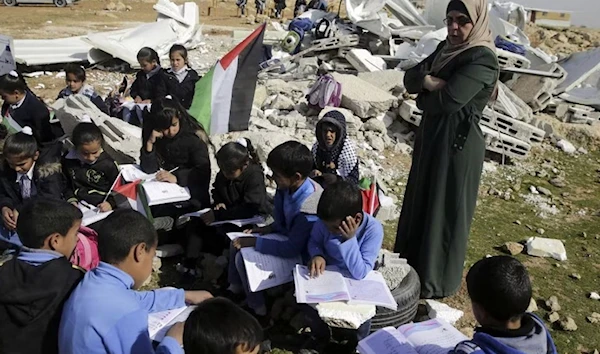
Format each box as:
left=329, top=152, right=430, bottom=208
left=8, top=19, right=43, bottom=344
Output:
left=113, top=178, right=140, bottom=200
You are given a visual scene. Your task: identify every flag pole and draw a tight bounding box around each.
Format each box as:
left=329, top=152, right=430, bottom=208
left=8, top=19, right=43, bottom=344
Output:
left=98, top=170, right=123, bottom=213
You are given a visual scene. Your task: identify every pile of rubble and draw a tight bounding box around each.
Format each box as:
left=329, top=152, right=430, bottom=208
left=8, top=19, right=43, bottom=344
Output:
left=526, top=23, right=600, bottom=58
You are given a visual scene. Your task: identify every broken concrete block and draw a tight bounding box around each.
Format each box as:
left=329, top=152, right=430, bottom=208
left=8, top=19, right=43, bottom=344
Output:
left=346, top=48, right=387, bottom=72
left=510, top=63, right=564, bottom=112
left=480, top=125, right=532, bottom=160
left=265, top=79, right=292, bottom=94
left=331, top=72, right=397, bottom=119
left=399, top=99, right=423, bottom=126
left=494, top=82, right=534, bottom=123
left=426, top=300, right=464, bottom=325
left=362, top=118, right=387, bottom=134
left=481, top=107, right=545, bottom=144
left=316, top=302, right=376, bottom=330
left=297, top=57, right=319, bottom=77
left=496, top=48, right=531, bottom=69
left=269, top=94, right=295, bottom=110
left=366, top=134, right=385, bottom=151
left=566, top=107, right=600, bottom=124
left=357, top=70, right=406, bottom=94
left=526, top=237, right=567, bottom=261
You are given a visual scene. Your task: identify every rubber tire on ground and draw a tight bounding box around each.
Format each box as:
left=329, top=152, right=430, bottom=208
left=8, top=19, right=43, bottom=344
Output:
left=3, top=0, right=17, bottom=6
left=54, top=0, right=67, bottom=7
left=370, top=266, right=421, bottom=332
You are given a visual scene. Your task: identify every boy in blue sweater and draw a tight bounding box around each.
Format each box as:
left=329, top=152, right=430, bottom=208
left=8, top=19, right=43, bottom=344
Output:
left=59, top=210, right=213, bottom=354
left=229, top=141, right=321, bottom=317
left=305, top=181, right=383, bottom=344
left=454, top=256, right=557, bottom=354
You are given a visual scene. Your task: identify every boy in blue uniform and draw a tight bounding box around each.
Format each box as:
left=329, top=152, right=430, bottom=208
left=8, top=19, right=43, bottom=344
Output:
left=305, top=181, right=383, bottom=343
left=59, top=209, right=213, bottom=354
left=0, top=199, right=83, bottom=354
left=454, top=256, right=557, bottom=354
left=229, top=141, right=321, bottom=317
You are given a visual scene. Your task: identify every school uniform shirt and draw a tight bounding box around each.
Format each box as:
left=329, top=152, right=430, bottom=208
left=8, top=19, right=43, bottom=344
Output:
left=59, top=262, right=186, bottom=354
left=0, top=90, right=54, bottom=143
left=129, top=66, right=170, bottom=102
left=62, top=150, right=119, bottom=208
left=308, top=212, right=383, bottom=280
left=0, top=141, right=65, bottom=212
left=0, top=249, right=84, bottom=354
left=57, top=84, right=109, bottom=115
left=140, top=130, right=211, bottom=208
left=255, top=178, right=321, bottom=260
left=165, top=67, right=200, bottom=109
left=212, top=163, right=270, bottom=221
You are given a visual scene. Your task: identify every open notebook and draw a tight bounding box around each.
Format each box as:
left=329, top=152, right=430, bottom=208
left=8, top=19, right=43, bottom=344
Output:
left=294, top=265, right=397, bottom=310
left=141, top=181, right=191, bottom=206
left=358, top=319, right=468, bottom=354
left=78, top=202, right=113, bottom=226
left=119, top=164, right=157, bottom=182
left=240, top=234, right=301, bottom=292
left=181, top=209, right=265, bottom=228
left=148, top=306, right=195, bottom=342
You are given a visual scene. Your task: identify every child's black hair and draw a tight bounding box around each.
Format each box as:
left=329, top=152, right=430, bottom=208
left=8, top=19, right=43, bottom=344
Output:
left=72, top=122, right=104, bottom=148
left=317, top=181, right=362, bottom=221
left=466, top=255, right=532, bottom=322
left=216, top=138, right=259, bottom=173
left=136, top=47, right=160, bottom=64
left=0, top=71, right=28, bottom=94
left=97, top=209, right=158, bottom=264
left=64, top=63, right=86, bottom=82
left=169, top=44, right=189, bottom=65
left=266, top=141, right=313, bottom=178
left=17, top=198, right=83, bottom=249
left=149, top=97, right=212, bottom=147
left=183, top=297, right=263, bottom=354
left=3, top=131, right=38, bottom=158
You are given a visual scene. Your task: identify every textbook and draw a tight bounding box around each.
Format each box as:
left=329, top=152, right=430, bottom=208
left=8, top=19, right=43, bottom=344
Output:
left=293, top=265, right=397, bottom=310
left=148, top=306, right=195, bottom=342
left=120, top=164, right=157, bottom=182
left=240, top=234, right=301, bottom=292
left=357, top=319, right=468, bottom=354
left=141, top=181, right=191, bottom=206
left=226, top=232, right=257, bottom=241
left=181, top=209, right=265, bottom=228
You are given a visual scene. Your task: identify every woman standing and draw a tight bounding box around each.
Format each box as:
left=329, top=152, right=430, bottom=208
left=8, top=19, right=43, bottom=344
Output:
left=393, top=0, right=499, bottom=299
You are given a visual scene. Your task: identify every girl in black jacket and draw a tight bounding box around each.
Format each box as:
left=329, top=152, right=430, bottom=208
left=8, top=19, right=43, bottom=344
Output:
left=165, top=45, right=200, bottom=109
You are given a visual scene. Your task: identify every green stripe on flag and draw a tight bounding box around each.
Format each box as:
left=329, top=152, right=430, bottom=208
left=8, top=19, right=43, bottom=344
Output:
left=136, top=183, right=154, bottom=224
left=188, top=66, right=215, bottom=134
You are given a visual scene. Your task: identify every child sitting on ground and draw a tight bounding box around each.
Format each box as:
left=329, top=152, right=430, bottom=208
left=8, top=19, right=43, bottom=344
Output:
left=229, top=141, right=321, bottom=317
left=59, top=209, right=213, bottom=354
left=0, top=71, right=55, bottom=143
left=165, top=45, right=200, bottom=109
left=63, top=122, right=119, bottom=212
left=306, top=181, right=383, bottom=343
left=311, top=110, right=359, bottom=186
left=0, top=198, right=84, bottom=354
left=0, top=128, right=65, bottom=246
left=58, top=64, right=109, bottom=114
left=454, top=256, right=557, bottom=354
left=184, top=297, right=263, bottom=354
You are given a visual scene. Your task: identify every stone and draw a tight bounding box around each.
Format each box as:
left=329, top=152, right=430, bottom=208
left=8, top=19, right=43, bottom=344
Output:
left=362, top=118, right=387, bottom=134
left=570, top=273, right=582, bottom=280
left=253, top=85, right=268, bottom=107
left=548, top=312, right=560, bottom=323
left=269, top=94, right=294, bottom=111
left=105, top=1, right=116, bottom=10
left=425, top=300, right=464, bottom=325
left=297, top=57, right=319, bottom=76
left=589, top=292, right=600, bottom=300
left=527, top=237, right=567, bottom=261
left=502, top=242, right=524, bottom=256
left=394, top=142, right=413, bottom=155
left=537, top=228, right=545, bottom=235
left=546, top=296, right=562, bottom=312
left=537, top=187, right=552, bottom=196
left=559, top=317, right=578, bottom=331
left=366, top=135, right=385, bottom=151
left=115, top=1, right=127, bottom=11
left=587, top=312, right=600, bottom=324
left=331, top=72, right=397, bottom=119
left=514, top=220, right=522, bottom=225
left=265, top=79, right=292, bottom=94
left=346, top=48, right=387, bottom=72
left=557, top=139, right=576, bottom=154
left=529, top=186, right=539, bottom=194
left=527, top=298, right=538, bottom=312
left=549, top=178, right=566, bottom=188
left=357, top=70, right=406, bottom=94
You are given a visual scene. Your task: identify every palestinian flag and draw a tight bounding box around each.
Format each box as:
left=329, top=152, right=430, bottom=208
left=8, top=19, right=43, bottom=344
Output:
left=112, top=177, right=153, bottom=223
left=188, top=23, right=266, bottom=135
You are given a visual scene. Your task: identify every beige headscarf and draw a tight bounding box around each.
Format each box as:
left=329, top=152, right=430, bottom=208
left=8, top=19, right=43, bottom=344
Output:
left=430, top=0, right=496, bottom=74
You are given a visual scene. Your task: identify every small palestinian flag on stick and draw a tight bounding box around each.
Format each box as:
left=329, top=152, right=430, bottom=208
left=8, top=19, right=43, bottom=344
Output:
left=188, top=23, right=266, bottom=135
left=112, top=177, right=153, bottom=223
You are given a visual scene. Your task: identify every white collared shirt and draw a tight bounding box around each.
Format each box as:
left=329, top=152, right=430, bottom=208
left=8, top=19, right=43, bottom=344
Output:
left=16, top=161, right=35, bottom=183
left=169, top=66, right=190, bottom=83
left=10, top=92, right=27, bottom=110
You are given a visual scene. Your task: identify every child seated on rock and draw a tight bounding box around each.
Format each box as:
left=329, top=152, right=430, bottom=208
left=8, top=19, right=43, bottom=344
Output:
left=454, top=256, right=557, bottom=354
left=0, top=198, right=84, bottom=354
left=184, top=297, right=263, bottom=354
left=59, top=209, right=213, bottom=354
left=311, top=110, right=359, bottom=187
left=305, top=180, right=383, bottom=343
left=58, top=64, right=109, bottom=114
left=229, top=141, right=321, bottom=317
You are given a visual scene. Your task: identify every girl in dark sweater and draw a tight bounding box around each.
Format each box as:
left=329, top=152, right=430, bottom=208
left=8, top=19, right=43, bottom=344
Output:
left=165, top=45, right=200, bottom=109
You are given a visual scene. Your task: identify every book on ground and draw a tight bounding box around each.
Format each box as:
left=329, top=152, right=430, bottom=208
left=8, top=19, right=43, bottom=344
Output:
left=141, top=181, right=191, bottom=206
left=358, top=319, right=468, bottom=354
left=294, top=265, right=397, bottom=310
left=120, top=164, right=157, bottom=182
left=148, top=306, right=195, bottom=342
left=240, top=234, right=301, bottom=292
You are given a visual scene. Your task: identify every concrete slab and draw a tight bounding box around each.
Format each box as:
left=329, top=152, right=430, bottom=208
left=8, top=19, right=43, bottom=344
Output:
left=399, top=99, right=423, bottom=126
left=526, top=237, right=567, bottom=261
left=331, top=72, right=397, bottom=119
left=555, top=47, right=600, bottom=95
left=346, top=48, right=387, bottom=72
left=358, top=70, right=406, bottom=94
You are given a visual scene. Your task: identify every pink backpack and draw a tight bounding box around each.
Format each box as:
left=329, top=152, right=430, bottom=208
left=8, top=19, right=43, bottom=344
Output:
left=70, top=226, right=100, bottom=271
left=306, top=74, right=342, bottom=109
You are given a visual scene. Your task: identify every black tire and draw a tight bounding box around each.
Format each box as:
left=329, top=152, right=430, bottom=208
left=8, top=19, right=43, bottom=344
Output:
left=3, top=0, right=17, bottom=6
left=370, top=267, right=420, bottom=331
left=54, top=0, right=67, bottom=7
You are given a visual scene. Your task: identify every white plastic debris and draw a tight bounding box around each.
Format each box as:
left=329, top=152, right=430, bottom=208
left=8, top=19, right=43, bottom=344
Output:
left=526, top=237, right=567, bottom=261
left=425, top=300, right=464, bottom=325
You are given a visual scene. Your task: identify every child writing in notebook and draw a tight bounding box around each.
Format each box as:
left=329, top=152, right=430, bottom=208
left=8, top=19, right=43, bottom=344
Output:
left=59, top=209, right=213, bottom=354
left=229, top=141, right=321, bottom=317
left=0, top=128, right=65, bottom=246
left=305, top=180, right=383, bottom=343
left=58, top=64, right=109, bottom=114
left=140, top=97, right=211, bottom=214
left=184, top=297, right=263, bottom=354
left=0, top=71, right=54, bottom=143
left=63, top=122, right=119, bottom=212
left=165, top=45, right=199, bottom=109
left=454, top=256, right=557, bottom=354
